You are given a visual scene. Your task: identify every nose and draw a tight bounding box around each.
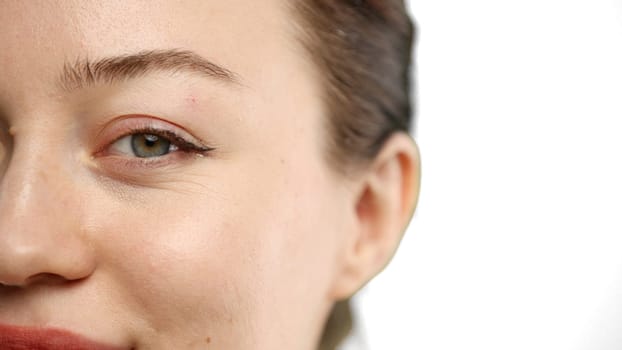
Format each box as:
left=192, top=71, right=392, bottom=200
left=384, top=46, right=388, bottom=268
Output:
left=0, top=145, right=96, bottom=288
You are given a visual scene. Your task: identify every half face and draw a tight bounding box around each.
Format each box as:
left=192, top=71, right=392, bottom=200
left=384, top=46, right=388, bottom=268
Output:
left=0, top=1, right=355, bottom=349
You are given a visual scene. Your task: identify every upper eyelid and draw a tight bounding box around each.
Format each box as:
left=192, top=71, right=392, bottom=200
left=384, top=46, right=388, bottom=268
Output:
left=93, top=115, right=214, bottom=154
left=94, top=115, right=197, bottom=141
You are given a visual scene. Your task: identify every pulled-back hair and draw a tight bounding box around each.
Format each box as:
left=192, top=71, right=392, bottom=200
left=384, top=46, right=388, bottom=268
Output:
left=292, top=0, right=415, bottom=173
left=290, top=1, right=415, bottom=348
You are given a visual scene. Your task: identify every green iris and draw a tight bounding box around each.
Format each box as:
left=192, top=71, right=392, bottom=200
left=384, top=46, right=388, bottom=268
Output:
left=131, top=133, right=171, bottom=158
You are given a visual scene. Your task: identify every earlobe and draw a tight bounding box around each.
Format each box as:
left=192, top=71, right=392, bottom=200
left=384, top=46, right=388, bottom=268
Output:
left=330, top=132, right=421, bottom=300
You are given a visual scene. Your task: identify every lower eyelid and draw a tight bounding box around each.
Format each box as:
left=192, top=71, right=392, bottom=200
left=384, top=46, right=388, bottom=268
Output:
left=95, top=152, right=198, bottom=173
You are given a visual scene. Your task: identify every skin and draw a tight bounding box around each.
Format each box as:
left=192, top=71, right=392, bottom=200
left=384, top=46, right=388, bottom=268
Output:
left=0, top=1, right=420, bottom=349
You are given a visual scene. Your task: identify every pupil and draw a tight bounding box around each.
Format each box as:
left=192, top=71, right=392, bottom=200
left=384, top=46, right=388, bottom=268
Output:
left=131, top=133, right=171, bottom=158
left=144, top=134, right=158, bottom=148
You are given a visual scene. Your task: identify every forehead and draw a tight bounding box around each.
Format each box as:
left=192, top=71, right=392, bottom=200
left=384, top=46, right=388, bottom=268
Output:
left=0, top=0, right=303, bottom=97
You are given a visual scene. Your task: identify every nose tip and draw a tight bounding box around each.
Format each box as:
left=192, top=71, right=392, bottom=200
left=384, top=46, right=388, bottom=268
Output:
left=0, top=234, right=97, bottom=288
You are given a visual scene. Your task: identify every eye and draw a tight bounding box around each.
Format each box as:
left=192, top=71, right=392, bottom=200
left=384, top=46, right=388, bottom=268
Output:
left=111, top=132, right=178, bottom=158
left=104, top=126, right=213, bottom=161
left=93, top=117, right=215, bottom=171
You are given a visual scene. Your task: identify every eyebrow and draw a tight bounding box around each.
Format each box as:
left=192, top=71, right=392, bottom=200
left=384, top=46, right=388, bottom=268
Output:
left=59, top=49, right=239, bottom=91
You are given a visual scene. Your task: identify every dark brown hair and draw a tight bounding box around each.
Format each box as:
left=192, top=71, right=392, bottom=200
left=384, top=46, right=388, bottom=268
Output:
left=292, top=0, right=415, bottom=173
left=290, top=1, right=415, bottom=348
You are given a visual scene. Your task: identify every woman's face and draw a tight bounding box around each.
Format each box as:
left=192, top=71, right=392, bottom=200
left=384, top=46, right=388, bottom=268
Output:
left=0, top=1, right=356, bottom=349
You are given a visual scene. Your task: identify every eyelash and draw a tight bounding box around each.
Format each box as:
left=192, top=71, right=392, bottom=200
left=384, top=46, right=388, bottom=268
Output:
left=94, top=118, right=215, bottom=168
left=114, top=127, right=213, bottom=155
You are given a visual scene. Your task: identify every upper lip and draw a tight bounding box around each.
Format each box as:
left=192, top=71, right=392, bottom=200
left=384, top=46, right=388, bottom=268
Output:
left=0, top=323, right=129, bottom=350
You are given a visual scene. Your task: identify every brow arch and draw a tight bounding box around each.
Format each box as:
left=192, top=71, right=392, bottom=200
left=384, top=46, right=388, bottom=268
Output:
left=59, top=49, right=239, bottom=91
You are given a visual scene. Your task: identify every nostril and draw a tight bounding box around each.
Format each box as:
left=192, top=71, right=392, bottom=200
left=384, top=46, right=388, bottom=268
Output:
left=24, top=272, right=69, bottom=286
left=0, top=279, right=23, bottom=289
left=0, top=282, right=21, bottom=293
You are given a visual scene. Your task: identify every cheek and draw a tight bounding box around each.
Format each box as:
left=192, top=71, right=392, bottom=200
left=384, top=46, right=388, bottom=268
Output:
left=82, top=187, right=259, bottom=345
left=83, top=160, right=345, bottom=345
left=230, top=155, right=348, bottom=326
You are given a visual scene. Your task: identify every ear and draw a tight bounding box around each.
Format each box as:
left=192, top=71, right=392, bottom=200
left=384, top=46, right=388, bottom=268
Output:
left=330, top=132, right=421, bottom=300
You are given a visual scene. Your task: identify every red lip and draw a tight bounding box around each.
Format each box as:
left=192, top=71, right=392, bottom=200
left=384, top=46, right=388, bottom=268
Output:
left=0, top=323, right=128, bottom=350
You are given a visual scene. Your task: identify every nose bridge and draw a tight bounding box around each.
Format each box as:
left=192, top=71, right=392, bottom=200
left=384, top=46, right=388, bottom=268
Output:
left=0, top=134, right=69, bottom=226
left=0, top=130, right=95, bottom=287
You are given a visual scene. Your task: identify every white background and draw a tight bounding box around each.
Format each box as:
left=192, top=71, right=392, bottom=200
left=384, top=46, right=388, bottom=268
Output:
left=354, top=0, right=622, bottom=349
